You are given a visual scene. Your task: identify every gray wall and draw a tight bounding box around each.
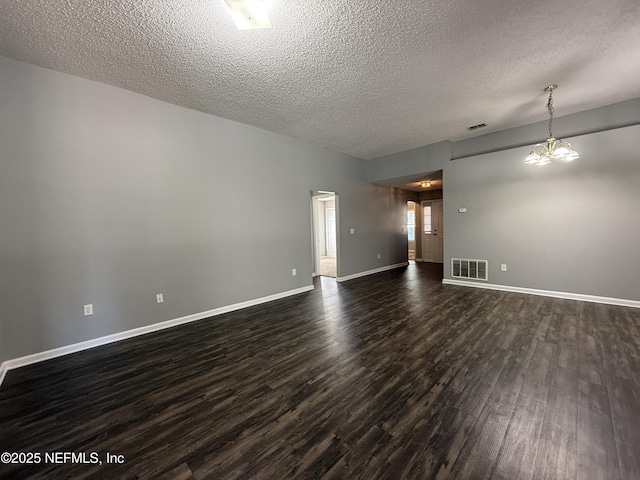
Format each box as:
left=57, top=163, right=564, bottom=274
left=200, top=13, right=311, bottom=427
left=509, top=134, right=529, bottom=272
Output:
left=367, top=96, right=640, bottom=302
left=0, top=55, right=409, bottom=363
left=419, top=189, right=443, bottom=202
left=444, top=124, right=640, bottom=300
left=366, top=141, right=452, bottom=183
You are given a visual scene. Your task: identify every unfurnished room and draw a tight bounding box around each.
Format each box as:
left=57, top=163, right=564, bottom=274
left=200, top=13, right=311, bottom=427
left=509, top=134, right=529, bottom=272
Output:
left=1, top=0, right=639, bottom=478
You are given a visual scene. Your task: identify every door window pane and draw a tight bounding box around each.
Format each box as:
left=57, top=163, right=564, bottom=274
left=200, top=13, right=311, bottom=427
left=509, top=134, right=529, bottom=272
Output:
left=407, top=210, right=416, bottom=241
left=423, top=206, right=432, bottom=234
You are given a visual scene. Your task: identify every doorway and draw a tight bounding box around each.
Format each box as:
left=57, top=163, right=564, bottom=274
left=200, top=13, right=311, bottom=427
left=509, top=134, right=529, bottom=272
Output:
left=407, top=201, right=417, bottom=260
left=421, top=199, right=443, bottom=263
left=312, top=192, right=338, bottom=278
left=326, top=207, right=336, bottom=258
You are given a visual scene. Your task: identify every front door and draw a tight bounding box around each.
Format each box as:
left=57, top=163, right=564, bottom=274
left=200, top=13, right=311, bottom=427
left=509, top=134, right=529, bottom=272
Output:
left=421, top=200, right=443, bottom=263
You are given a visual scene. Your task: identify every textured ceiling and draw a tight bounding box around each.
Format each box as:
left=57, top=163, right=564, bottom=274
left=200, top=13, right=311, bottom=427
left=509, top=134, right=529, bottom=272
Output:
left=1, top=0, right=640, bottom=159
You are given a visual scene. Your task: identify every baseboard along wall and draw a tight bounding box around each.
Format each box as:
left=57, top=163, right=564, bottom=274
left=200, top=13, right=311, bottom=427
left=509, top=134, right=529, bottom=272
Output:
left=0, top=262, right=410, bottom=387
left=442, top=279, right=640, bottom=309
left=0, top=285, right=314, bottom=388
left=336, top=262, right=409, bottom=282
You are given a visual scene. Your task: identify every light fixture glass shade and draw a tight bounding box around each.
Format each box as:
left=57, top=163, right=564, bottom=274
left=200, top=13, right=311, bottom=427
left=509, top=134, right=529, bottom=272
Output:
left=525, top=150, right=541, bottom=165
left=224, top=0, right=272, bottom=30
left=525, top=143, right=550, bottom=166
left=550, top=139, right=579, bottom=161
left=551, top=144, right=570, bottom=158
left=525, top=137, right=579, bottom=166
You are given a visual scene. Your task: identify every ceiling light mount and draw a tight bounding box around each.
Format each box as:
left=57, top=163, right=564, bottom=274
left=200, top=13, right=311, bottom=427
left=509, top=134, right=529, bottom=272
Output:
left=420, top=181, right=432, bottom=188
left=525, top=85, right=579, bottom=166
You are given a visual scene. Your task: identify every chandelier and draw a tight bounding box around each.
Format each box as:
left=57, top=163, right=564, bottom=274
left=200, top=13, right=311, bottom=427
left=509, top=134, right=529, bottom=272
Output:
left=525, top=85, right=579, bottom=166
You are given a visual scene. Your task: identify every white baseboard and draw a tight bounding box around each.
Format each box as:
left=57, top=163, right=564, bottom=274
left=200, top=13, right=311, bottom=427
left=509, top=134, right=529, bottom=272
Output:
left=442, top=279, right=640, bottom=308
left=415, top=258, right=423, bottom=262
left=0, top=285, right=314, bottom=387
left=337, top=262, right=408, bottom=282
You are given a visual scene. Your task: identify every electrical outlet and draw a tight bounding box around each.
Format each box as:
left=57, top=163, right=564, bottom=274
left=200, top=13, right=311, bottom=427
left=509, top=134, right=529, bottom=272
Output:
left=156, top=293, right=164, bottom=303
left=350, top=228, right=355, bottom=234
left=292, top=268, right=297, bottom=276
left=83, top=304, right=93, bottom=316
left=377, top=253, right=381, bottom=259
left=501, top=264, right=507, bottom=272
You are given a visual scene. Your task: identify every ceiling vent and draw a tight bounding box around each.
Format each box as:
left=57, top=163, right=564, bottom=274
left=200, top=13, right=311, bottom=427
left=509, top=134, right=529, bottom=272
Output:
left=467, top=123, right=487, bottom=131
left=452, top=258, right=488, bottom=281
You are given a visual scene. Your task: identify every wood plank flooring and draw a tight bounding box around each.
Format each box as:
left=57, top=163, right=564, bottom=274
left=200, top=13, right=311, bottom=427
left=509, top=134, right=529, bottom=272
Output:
left=1, top=262, right=639, bottom=479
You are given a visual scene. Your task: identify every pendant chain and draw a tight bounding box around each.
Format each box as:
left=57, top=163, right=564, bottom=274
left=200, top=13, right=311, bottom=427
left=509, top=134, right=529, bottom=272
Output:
left=547, top=90, right=554, bottom=139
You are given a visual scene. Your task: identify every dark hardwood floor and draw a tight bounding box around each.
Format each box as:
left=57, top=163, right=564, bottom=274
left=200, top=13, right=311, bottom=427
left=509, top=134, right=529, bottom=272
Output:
left=1, top=262, right=639, bottom=479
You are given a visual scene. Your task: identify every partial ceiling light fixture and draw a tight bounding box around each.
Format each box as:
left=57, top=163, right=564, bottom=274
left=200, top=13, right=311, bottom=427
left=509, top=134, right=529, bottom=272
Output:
left=224, top=0, right=272, bottom=30
left=525, top=85, right=579, bottom=166
left=420, top=181, right=432, bottom=188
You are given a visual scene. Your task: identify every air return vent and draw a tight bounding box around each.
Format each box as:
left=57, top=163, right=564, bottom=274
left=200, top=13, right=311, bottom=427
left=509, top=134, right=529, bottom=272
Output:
left=452, top=258, right=488, bottom=281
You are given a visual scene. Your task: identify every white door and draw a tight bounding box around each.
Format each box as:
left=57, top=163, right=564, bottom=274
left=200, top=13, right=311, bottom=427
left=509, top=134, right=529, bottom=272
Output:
left=326, top=207, right=337, bottom=257
left=421, top=200, right=443, bottom=263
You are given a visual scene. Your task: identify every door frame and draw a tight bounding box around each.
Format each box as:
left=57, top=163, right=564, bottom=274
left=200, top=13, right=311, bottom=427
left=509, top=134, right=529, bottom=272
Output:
left=311, top=192, right=340, bottom=278
left=407, top=201, right=417, bottom=260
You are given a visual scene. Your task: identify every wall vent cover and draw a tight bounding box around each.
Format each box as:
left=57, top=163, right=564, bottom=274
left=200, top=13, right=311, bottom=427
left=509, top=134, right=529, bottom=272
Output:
left=452, top=258, right=488, bottom=281
left=467, top=123, right=487, bottom=131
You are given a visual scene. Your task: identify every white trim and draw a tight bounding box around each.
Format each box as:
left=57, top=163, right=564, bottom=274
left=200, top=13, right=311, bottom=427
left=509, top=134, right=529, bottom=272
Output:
left=337, top=262, right=408, bottom=282
left=0, top=285, right=314, bottom=387
left=415, top=258, right=423, bottom=262
left=442, top=279, right=640, bottom=308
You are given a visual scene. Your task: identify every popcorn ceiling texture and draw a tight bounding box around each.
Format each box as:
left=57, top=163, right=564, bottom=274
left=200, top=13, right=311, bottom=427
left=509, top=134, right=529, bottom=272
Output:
left=1, top=0, right=640, bottom=159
